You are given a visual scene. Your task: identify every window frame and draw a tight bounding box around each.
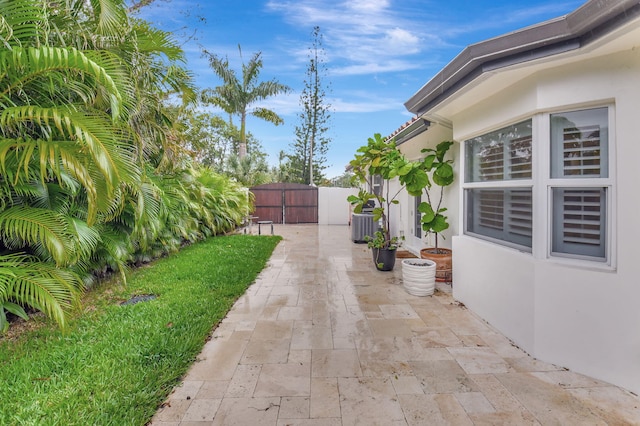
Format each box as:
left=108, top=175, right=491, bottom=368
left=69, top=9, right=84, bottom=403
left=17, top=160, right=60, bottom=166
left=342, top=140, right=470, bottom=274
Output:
left=414, top=194, right=422, bottom=239
left=463, top=119, right=534, bottom=253
left=464, top=187, right=533, bottom=251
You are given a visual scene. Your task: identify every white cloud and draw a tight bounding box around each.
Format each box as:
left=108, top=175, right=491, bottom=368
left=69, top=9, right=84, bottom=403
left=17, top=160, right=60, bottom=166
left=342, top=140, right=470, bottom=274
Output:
left=331, top=60, right=422, bottom=77
left=330, top=97, right=401, bottom=113
left=253, top=90, right=403, bottom=115
left=345, top=0, right=391, bottom=14
left=265, top=0, right=431, bottom=76
left=385, top=28, right=420, bottom=52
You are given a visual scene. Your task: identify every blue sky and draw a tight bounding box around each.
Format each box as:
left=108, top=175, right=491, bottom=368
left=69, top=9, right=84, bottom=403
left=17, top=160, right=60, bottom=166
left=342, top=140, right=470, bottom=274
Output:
left=135, top=0, right=585, bottom=178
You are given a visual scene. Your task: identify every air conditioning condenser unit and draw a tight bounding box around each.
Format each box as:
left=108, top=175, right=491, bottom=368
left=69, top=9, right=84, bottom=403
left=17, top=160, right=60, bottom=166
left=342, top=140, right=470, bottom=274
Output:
left=351, top=213, right=375, bottom=243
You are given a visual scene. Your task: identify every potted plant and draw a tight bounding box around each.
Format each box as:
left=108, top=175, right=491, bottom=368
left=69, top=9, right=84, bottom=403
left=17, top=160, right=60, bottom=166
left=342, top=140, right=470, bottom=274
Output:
left=366, top=230, right=402, bottom=271
left=418, top=140, right=455, bottom=282
left=401, top=257, right=437, bottom=295
left=348, top=133, right=428, bottom=271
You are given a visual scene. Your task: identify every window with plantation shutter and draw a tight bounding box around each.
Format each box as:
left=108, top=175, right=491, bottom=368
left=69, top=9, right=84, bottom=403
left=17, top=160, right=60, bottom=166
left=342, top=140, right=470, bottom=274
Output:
left=372, top=174, right=382, bottom=196
left=464, top=120, right=533, bottom=251
left=508, top=189, right=533, bottom=243
left=550, top=107, right=609, bottom=261
left=552, top=188, right=606, bottom=258
left=414, top=195, right=422, bottom=238
left=551, top=108, right=608, bottom=179
left=509, top=136, right=533, bottom=179
left=466, top=188, right=532, bottom=249
left=466, top=120, right=532, bottom=183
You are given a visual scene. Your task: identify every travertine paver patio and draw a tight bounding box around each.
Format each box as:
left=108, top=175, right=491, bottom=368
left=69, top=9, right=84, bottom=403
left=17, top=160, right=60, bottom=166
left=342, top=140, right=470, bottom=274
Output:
left=151, top=224, right=640, bottom=425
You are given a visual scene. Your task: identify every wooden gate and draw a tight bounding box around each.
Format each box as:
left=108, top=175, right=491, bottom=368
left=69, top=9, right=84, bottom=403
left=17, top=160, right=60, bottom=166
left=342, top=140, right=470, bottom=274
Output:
left=250, top=183, right=318, bottom=224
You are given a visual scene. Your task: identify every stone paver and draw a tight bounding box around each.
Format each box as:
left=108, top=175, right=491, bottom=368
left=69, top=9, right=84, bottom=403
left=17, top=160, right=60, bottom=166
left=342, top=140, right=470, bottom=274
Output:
left=151, top=225, right=640, bottom=425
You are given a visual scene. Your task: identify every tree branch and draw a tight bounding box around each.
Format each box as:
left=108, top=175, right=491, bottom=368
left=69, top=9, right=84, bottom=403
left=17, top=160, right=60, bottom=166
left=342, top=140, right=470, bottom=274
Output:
left=128, top=0, right=157, bottom=13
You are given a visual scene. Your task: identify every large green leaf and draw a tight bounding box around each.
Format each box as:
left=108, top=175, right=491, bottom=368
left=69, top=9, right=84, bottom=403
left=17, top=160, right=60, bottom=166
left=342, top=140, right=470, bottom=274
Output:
left=418, top=202, right=435, bottom=223
left=433, top=163, right=454, bottom=186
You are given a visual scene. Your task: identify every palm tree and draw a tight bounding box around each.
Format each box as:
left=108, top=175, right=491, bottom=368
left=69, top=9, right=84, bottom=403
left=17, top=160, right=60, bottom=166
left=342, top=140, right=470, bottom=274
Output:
left=201, top=46, right=291, bottom=159
left=225, top=154, right=273, bottom=187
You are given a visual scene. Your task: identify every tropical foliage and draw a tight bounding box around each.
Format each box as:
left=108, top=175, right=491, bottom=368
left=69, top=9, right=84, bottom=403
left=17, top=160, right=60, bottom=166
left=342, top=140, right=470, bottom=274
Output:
left=0, top=0, right=249, bottom=332
left=348, top=134, right=455, bottom=251
left=176, top=106, right=276, bottom=185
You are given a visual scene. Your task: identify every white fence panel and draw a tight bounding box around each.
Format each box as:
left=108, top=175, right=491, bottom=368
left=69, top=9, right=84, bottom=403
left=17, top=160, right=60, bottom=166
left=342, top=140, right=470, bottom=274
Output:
left=318, top=187, right=358, bottom=225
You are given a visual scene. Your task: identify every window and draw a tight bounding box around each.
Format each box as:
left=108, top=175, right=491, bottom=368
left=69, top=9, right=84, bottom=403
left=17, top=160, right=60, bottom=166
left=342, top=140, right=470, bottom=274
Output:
left=464, top=120, right=533, bottom=251
left=551, top=108, right=608, bottom=178
left=550, top=107, right=609, bottom=261
left=463, top=106, right=612, bottom=263
left=371, top=174, right=382, bottom=196
left=465, top=120, right=532, bottom=182
left=552, top=188, right=606, bottom=258
left=466, top=188, right=533, bottom=248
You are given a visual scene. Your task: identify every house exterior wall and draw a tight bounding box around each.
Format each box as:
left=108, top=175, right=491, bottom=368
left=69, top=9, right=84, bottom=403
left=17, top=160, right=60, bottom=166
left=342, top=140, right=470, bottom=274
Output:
left=451, top=48, right=640, bottom=394
left=397, top=123, right=458, bottom=255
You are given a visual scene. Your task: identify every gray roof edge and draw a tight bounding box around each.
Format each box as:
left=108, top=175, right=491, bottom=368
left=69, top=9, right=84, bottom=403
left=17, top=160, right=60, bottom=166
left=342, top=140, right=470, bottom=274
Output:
left=405, top=0, right=640, bottom=115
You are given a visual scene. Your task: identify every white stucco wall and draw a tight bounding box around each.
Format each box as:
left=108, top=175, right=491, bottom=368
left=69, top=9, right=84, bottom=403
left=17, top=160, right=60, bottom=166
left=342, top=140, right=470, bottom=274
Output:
left=450, top=47, right=640, bottom=394
left=397, top=122, right=458, bottom=255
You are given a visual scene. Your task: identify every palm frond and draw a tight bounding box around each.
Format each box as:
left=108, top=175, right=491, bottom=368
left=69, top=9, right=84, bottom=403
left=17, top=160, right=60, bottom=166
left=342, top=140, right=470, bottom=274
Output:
left=88, top=0, right=129, bottom=37
left=0, top=46, right=123, bottom=111
left=0, top=206, right=76, bottom=266
left=68, top=216, right=101, bottom=260
left=252, top=80, right=292, bottom=101
left=0, top=107, right=140, bottom=223
left=251, top=107, right=285, bottom=126
left=130, top=20, right=184, bottom=61
left=91, top=225, right=130, bottom=281
left=202, top=49, right=238, bottom=88
left=242, top=51, right=263, bottom=88
left=0, top=0, right=45, bottom=48
left=0, top=253, right=82, bottom=330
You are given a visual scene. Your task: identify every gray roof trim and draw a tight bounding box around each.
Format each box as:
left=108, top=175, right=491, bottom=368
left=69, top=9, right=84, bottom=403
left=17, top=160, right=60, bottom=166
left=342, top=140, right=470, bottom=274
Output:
left=405, top=0, right=640, bottom=115
left=394, top=118, right=431, bottom=145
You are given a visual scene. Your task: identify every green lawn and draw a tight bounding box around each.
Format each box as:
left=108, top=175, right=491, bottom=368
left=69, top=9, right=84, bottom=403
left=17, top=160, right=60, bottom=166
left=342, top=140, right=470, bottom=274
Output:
left=0, top=234, right=281, bottom=426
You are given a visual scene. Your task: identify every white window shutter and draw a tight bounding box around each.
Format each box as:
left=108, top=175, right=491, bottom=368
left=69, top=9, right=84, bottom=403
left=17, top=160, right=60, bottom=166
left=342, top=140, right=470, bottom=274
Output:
left=552, top=188, right=606, bottom=259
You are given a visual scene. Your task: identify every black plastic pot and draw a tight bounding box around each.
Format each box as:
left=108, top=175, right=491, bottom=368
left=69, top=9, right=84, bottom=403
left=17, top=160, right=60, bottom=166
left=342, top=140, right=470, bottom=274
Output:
left=371, top=247, right=397, bottom=271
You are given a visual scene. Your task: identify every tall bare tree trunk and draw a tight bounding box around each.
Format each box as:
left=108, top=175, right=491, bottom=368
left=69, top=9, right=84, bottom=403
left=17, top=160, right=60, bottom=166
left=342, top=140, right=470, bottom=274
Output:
left=309, top=135, right=314, bottom=185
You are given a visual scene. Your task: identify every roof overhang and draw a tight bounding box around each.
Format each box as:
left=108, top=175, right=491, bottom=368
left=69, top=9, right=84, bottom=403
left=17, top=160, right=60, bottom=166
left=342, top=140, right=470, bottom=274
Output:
left=405, top=0, right=640, bottom=116
left=393, top=117, right=431, bottom=145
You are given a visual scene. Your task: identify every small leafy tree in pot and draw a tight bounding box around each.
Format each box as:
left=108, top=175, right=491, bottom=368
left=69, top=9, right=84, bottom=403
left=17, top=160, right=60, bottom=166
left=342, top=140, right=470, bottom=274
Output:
left=418, top=141, right=455, bottom=251
left=348, top=133, right=428, bottom=268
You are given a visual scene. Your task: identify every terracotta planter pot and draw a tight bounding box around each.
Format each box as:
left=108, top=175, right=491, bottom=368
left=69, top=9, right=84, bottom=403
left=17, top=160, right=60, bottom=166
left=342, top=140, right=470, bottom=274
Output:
left=420, top=248, right=452, bottom=283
